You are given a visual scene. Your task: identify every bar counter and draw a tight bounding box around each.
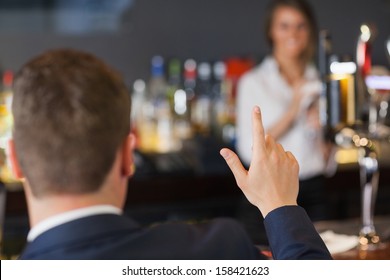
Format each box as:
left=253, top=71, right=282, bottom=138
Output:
left=3, top=136, right=390, bottom=259
left=315, top=216, right=390, bottom=259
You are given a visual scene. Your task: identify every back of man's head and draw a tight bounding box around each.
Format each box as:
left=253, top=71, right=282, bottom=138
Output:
left=12, top=49, right=131, bottom=198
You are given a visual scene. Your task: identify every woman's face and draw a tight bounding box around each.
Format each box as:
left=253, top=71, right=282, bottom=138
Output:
left=270, top=6, right=310, bottom=60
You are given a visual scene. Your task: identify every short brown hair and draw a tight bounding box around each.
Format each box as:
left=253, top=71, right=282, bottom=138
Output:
left=264, top=0, right=318, bottom=62
left=12, top=49, right=131, bottom=197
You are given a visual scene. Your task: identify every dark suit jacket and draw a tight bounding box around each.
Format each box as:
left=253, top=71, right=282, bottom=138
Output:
left=20, top=206, right=331, bottom=260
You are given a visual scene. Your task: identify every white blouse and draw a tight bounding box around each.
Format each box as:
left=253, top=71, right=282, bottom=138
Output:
left=236, top=56, right=325, bottom=180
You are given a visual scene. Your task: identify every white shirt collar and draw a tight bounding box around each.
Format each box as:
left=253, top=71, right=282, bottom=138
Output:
left=27, top=205, right=122, bottom=242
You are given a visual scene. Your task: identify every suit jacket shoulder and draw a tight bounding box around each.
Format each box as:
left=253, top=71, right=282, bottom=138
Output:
left=20, top=214, right=262, bottom=260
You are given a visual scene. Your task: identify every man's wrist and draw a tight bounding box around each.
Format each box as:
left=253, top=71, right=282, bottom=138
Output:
left=260, top=203, right=298, bottom=218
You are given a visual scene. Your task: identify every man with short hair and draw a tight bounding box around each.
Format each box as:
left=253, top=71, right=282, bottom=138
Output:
left=11, top=49, right=331, bottom=259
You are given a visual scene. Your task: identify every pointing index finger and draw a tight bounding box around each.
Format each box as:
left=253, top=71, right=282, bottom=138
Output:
left=252, top=106, right=266, bottom=155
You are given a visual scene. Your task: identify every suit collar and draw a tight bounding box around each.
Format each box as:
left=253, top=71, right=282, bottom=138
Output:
left=20, top=214, right=139, bottom=259
left=28, top=205, right=122, bottom=242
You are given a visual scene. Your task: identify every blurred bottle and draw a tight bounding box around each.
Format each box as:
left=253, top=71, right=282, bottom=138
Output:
left=192, top=62, right=212, bottom=135
left=330, top=55, right=356, bottom=126
left=318, top=30, right=338, bottom=140
left=223, top=57, right=254, bottom=146
left=138, top=56, right=166, bottom=153
left=140, top=55, right=179, bottom=153
left=183, top=59, right=197, bottom=102
left=166, top=58, right=181, bottom=110
left=0, top=71, right=18, bottom=184
left=131, top=79, right=146, bottom=148
left=318, top=30, right=357, bottom=140
left=318, top=30, right=331, bottom=123
left=148, top=56, right=167, bottom=101
left=211, top=61, right=227, bottom=140
left=172, top=59, right=195, bottom=140
left=356, top=23, right=376, bottom=125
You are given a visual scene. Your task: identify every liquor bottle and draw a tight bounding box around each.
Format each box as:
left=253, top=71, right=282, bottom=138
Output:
left=172, top=59, right=195, bottom=140
left=221, top=57, right=254, bottom=146
left=356, top=23, right=376, bottom=124
left=211, top=61, right=227, bottom=139
left=148, top=56, right=178, bottom=152
left=318, top=30, right=337, bottom=140
left=183, top=59, right=197, bottom=102
left=166, top=58, right=181, bottom=111
left=0, top=70, right=18, bottom=184
left=139, top=55, right=172, bottom=153
left=318, top=31, right=356, bottom=138
left=148, top=56, right=167, bottom=101
left=331, top=55, right=357, bottom=126
left=192, top=62, right=212, bottom=135
left=130, top=79, right=146, bottom=148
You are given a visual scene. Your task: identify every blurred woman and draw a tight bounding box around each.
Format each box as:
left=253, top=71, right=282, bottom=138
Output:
left=236, top=0, right=329, bottom=224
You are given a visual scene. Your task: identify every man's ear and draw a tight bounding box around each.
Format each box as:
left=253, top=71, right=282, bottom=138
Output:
left=8, top=139, right=24, bottom=179
left=121, top=133, right=136, bottom=177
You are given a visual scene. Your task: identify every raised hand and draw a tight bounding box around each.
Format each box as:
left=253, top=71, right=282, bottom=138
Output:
left=220, top=106, right=300, bottom=217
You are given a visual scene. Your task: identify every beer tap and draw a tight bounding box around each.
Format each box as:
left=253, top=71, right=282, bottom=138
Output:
left=328, top=23, right=387, bottom=249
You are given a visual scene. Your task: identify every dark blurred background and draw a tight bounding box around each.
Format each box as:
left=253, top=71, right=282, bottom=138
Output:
left=0, top=0, right=388, bottom=86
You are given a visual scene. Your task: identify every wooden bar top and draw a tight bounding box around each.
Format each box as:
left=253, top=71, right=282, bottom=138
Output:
left=332, top=242, right=390, bottom=260
left=315, top=216, right=390, bottom=259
